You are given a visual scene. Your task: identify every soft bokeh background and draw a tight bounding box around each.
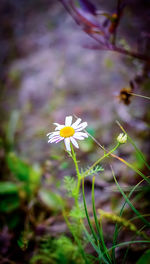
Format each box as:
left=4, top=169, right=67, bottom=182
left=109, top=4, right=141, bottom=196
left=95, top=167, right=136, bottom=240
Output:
left=1, top=0, right=149, bottom=162
left=0, top=0, right=150, bottom=263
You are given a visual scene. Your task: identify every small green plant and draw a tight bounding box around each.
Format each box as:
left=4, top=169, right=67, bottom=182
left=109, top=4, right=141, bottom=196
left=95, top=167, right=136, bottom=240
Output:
left=47, top=115, right=150, bottom=263
left=30, top=235, right=85, bottom=264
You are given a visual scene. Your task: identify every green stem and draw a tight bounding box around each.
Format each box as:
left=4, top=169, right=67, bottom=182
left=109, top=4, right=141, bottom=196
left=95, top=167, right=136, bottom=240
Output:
left=64, top=146, right=91, bottom=263
left=81, top=143, right=120, bottom=179
left=70, top=144, right=81, bottom=206
left=76, top=177, right=81, bottom=198
left=112, top=153, right=150, bottom=185
left=71, top=144, right=80, bottom=178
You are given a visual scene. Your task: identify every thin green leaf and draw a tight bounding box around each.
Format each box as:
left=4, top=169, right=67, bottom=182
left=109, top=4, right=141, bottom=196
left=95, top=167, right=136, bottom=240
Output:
left=112, top=153, right=150, bottom=185
left=82, top=179, right=98, bottom=242
left=82, top=224, right=100, bottom=255
left=111, top=166, right=150, bottom=228
left=82, top=179, right=109, bottom=263
left=92, top=177, right=112, bottom=264
left=104, top=240, right=150, bottom=256
left=112, top=177, right=147, bottom=263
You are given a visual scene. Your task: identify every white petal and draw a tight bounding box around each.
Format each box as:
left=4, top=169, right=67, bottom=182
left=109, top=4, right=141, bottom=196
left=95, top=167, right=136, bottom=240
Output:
left=74, top=132, right=88, bottom=138
left=75, top=122, right=88, bottom=131
left=72, top=118, right=82, bottom=129
left=73, top=135, right=84, bottom=140
left=55, top=126, right=65, bottom=131
left=48, top=138, right=59, bottom=143
left=65, top=116, right=73, bottom=126
left=73, top=133, right=87, bottom=140
left=47, top=132, right=53, bottom=136
left=53, top=123, right=60, bottom=126
left=47, top=131, right=59, bottom=138
left=55, top=137, right=64, bottom=143
left=64, top=138, right=71, bottom=151
left=70, top=137, right=79, bottom=149
left=53, top=124, right=65, bottom=131
left=48, top=136, right=62, bottom=143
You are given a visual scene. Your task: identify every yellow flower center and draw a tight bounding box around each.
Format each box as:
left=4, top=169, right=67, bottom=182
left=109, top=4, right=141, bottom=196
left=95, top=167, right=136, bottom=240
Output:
left=60, top=126, right=75, bottom=138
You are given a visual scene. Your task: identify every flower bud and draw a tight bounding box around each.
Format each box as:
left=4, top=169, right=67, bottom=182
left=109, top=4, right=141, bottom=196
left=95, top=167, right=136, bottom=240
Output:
left=117, top=133, right=127, bottom=144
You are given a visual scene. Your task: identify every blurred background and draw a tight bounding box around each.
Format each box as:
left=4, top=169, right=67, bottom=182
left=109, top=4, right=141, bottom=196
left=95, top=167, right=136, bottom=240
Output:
left=0, top=0, right=150, bottom=263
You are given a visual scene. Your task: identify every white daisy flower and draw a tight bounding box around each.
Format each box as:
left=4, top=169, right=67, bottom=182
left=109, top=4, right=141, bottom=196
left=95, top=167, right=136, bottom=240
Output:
left=47, top=116, right=88, bottom=151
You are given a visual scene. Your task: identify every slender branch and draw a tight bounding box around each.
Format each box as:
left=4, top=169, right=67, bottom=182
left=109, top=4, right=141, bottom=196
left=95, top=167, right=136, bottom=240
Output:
left=58, top=0, right=81, bottom=26
left=81, top=143, right=120, bottom=179
left=113, top=46, right=150, bottom=61
left=59, top=0, right=150, bottom=61
left=111, top=153, right=150, bottom=185
left=128, top=92, right=150, bottom=100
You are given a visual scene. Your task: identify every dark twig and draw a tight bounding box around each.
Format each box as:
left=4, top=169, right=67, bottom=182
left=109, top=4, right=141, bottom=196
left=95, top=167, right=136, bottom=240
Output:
left=59, top=0, right=150, bottom=61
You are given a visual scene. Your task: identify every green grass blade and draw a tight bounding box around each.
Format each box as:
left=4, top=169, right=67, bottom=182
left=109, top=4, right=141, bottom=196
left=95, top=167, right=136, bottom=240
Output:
left=81, top=223, right=100, bottom=255
left=111, top=166, right=150, bottom=228
left=106, top=240, right=150, bottom=254
left=82, top=179, right=109, bottom=264
left=111, top=166, right=150, bottom=261
left=82, top=179, right=98, bottom=242
left=86, top=254, right=100, bottom=262
left=129, top=214, right=150, bottom=222
left=112, top=153, right=150, bottom=185
left=92, top=177, right=112, bottom=264
left=82, top=223, right=111, bottom=263
left=112, top=177, right=146, bottom=262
